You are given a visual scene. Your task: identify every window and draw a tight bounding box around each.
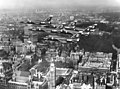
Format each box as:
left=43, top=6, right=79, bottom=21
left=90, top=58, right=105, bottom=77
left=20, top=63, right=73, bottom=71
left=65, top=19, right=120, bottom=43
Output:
left=0, top=69, right=2, bottom=73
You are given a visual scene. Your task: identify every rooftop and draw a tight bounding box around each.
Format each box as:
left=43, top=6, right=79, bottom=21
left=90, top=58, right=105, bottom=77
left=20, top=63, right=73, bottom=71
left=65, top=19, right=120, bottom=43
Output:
left=79, top=52, right=112, bottom=71
left=31, top=59, right=50, bottom=74
left=56, top=68, right=73, bottom=76
left=13, top=71, right=30, bottom=83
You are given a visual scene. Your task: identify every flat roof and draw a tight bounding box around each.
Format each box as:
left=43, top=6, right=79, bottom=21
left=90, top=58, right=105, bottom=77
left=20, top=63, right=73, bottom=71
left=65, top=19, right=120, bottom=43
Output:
left=8, top=80, right=28, bottom=85
left=79, top=52, right=112, bottom=72
left=56, top=68, right=72, bottom=76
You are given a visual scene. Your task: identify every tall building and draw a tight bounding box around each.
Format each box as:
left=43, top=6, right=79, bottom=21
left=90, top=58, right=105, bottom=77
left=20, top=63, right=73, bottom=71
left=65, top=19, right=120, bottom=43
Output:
left=49, top=62, right=56, bottom=89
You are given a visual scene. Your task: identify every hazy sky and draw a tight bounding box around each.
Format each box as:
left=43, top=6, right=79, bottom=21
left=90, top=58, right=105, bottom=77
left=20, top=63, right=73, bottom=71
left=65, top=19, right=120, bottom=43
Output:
left=0, top=0, right=120, bottom=9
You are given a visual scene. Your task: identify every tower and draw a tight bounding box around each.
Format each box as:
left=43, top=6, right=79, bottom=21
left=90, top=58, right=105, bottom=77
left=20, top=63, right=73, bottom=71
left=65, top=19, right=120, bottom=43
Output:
left=49, top=62, right=56, bottom=89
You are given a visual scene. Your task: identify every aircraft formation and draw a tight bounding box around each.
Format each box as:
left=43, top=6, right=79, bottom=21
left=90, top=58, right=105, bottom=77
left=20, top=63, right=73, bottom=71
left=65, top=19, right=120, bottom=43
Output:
left=20, top=15, right=111, bottom=43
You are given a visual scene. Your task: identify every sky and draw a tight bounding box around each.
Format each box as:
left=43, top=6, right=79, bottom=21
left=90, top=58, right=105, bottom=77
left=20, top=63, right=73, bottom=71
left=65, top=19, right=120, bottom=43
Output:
left=0, top=0, right=120, bottom=9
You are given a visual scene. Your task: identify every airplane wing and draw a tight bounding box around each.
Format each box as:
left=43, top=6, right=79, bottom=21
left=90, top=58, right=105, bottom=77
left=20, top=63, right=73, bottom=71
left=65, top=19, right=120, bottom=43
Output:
left=64, top=30, right=79, bottom=35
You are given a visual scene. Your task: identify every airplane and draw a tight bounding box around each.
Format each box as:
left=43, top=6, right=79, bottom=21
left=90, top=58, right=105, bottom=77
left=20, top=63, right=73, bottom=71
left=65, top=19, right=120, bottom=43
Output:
left=20, top=15, right=54, bottom=27
left=50, top=20, right=80, bottom=35
left=60, top=16, right=76, bottom=26
left=39, top=16, right=78, bottom=34
left=28, top=23, right=77, bottom=35
left=80, top=23, right=111, bottom=36
left=60, top=21, right=85, bottom=35
left=50, top=25, right=64, bottom=33
left=40, top=15, right=53, bottom=25
left=63, top=20, right=77, bottom=30
left=44, top=33, right=80, bottom=43
left=45, top=20, right=97, bottom=36
left=60, top=28, right=80, bottom=35
left=84, top=24, right=98, bottom=32
left=28, top=27, right=46, bottom=32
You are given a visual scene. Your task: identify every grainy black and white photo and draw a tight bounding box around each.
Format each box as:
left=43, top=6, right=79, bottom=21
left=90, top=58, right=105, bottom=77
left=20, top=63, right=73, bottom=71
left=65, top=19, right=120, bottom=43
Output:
left=0, top=0, right=120, bottom=89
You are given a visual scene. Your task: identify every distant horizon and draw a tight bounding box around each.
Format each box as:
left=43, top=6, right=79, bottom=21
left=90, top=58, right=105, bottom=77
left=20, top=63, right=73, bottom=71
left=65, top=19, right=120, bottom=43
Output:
left=0, top=5, right=120, bottom=11
left=0, top=0, right=120, bottom=10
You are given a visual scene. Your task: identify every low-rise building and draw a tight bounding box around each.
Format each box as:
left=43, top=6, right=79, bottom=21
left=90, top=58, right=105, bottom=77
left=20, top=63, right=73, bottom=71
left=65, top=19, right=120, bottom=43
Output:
left=79, top=52, right=112, bottom=73
left=8, top=71, right=31, bottom=89
left=76, top=52, right=112, bottom=89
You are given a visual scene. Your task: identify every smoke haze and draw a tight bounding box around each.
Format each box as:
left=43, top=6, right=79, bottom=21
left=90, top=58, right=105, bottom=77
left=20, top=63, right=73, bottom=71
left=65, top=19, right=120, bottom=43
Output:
left=0, top=0, right=119, bottom=9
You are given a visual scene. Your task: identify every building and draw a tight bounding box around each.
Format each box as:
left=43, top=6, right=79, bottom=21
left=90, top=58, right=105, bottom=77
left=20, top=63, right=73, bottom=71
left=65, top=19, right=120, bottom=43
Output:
left=29, top=33, right=38, bottom=43
left=55, top=68, right=73, bottom=78
left=8, top=71, right=31, bottom=89
left=70, top=51, right=83, bottom=69
left=47, top=63, right=73, bottom=87
left=32, top=72, right=47, bottom=89
left=48, top=63, right=56, bottom=89
left=0, top=60, right=13, bottom=87
left=79, top=52, right=112, bottom=73
left=24, top=26, right=33, bottom=36
left=46, top=48, right=59, bottom=59
left=77, top=52, right=112, bottom=89
left=117, top=54, right=120, bottom=74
